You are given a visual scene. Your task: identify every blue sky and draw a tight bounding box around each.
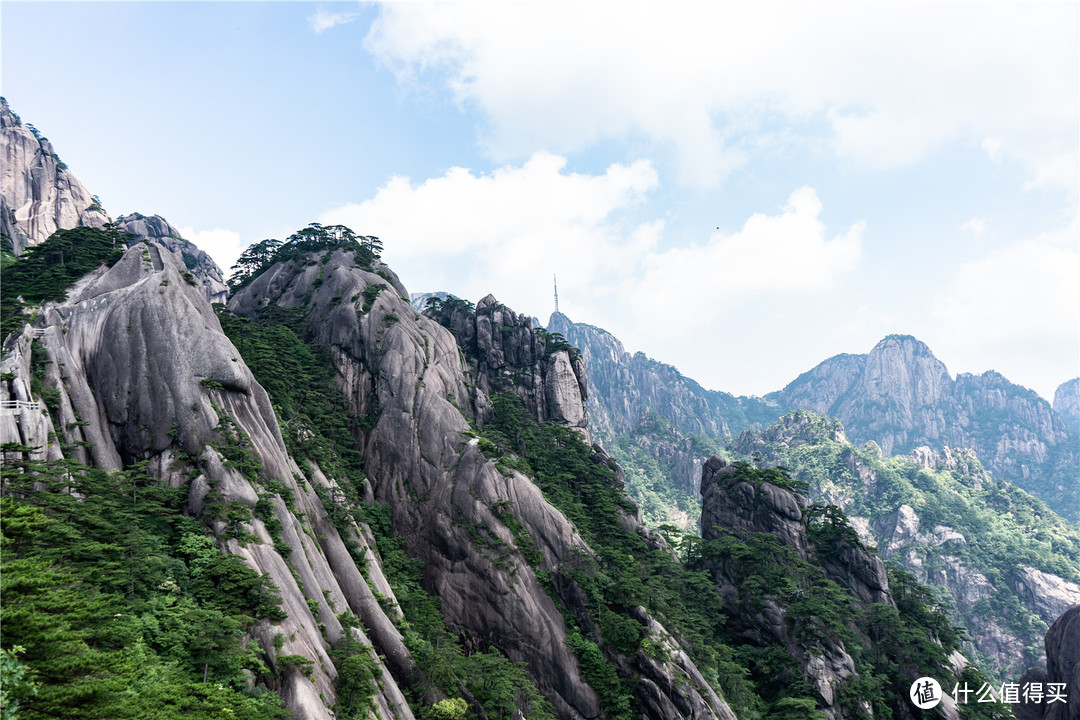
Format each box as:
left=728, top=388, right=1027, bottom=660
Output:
left=3, top=2, right=1077, bottom=401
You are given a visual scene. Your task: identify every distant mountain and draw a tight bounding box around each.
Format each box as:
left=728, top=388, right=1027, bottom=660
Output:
left=1054, top=378, right=1080, bottom=436
left=732, top=411, right=1080, bottom=682
left=770, top=335, right=1079, bottom=522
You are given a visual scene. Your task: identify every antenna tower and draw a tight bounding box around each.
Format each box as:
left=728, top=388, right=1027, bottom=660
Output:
left=554, top=275, right=560, bottom=314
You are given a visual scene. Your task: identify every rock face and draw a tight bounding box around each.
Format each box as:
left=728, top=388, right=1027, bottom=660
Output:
left=1054, top=378, right=1080, bottom=436
left=230, top=251, right=739, bottom=720
left=773, top=335, right=1079, bottom=521
left=1014, top=605, right=1080, bottom=720
left=734, top=411, right=1080, bottom=682
left=426, top=298, right=591, bottom=440
left=547, top=312, right=779, bottom=443
left=115, top=213, right=229, bottom=303
left=1, top=242, right=416, bottom=720
left=699, top=456, right=933, bottom=720
left=0, top=98, right=107, bottom=253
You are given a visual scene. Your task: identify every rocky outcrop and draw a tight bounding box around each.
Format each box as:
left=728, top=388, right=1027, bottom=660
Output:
left=0, top=98, right=107, bottom=253
left=772, top=335, right=1079, bottom=521
left=1014, top=605, right=1080, bottom=720
left=547, top=311, right=780, bottom=444
left=699, top=456, right=926, bottom=720
left=1054, top=378, right=1079, bottom=436
left=733, top=412, right=1080, bottom=682
left=231, top=250, right=738, bottom=720
left=426, top=297, right=591, bottom=440
left=1, top=242, right=415, bottom=720
left=115, top=213, right=229, bottom=304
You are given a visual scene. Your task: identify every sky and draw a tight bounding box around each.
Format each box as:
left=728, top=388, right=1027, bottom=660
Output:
left=2, top=1, right=1077, bottom=401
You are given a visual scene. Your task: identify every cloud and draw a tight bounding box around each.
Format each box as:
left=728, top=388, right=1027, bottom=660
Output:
left=930, top=215, right=1080, bottom=399
left=318, top=152, right=661, bottom=316
left=177, top=225, right=246, bottom=276
left=308, top=7, right=359, bottom=35
left=961, top=217, right=987, bottom=237
left=366, top=3, right=1077, bottom=190
left=626, top=187, right=863, bottom=333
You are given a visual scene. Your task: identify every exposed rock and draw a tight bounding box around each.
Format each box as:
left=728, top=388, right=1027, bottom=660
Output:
left=232, top=251, right=737, bottom=720
left=1, top=98, right=107, bottom=253
left=1, top=242, right=416, bottom=720
left=1014, top=605, right=1080, bottom=720
left=1054, top=378, right=1079, bottom=436
left=115, top=213, right=229, bottom=304
left=1011, top=568, right=1080, bottom=628
left=773, top=335, right=1078, bottom=521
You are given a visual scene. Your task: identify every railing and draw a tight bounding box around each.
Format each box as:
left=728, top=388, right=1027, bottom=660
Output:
left=0, top=399, right=41, bottom=412
left=30, top=328, right=46, bottom=338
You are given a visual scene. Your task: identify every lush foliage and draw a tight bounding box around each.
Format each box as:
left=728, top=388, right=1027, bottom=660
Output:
left=476, top=394, right=1012, bottom=719
left=0, top=453, right=288, bottom=719
left=1, top=226, right=127, bottom=340
left=738, top=411, right=1080, bottom=679
left=227, top=223, right=382, bottom=292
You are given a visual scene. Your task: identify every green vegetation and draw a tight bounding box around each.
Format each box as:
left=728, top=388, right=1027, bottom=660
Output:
left=606, top=414, right=721, bottom=530
left=1, top=226, right=127, bottom=340
left=735, top=410, right=1080, bottom=680
left=227, top=223, right=383, bottom=293
left=474, top=393, right=1010, bottom=719
left=0, top=452, right=288, bottom=719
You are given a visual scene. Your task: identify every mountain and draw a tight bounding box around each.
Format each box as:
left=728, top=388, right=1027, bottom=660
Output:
left=549, top=312, right=1078, bottom=524
left=0, top=97, right=107, bottom=253
left=547, top=312, right=780, bottom=529
left=732, top=411, right=1080, bottom=682
left=1054, top=378, right=1080, bottom=437
left=0, top=100, right=1033, bottom=720
left=771, top=335, right=1079, bottom=521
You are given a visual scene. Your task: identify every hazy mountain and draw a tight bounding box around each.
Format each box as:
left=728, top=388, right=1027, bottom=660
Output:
left=771, top=335, right=1079, bottom=522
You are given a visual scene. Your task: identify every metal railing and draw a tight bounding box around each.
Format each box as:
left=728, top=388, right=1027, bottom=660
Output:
left=0, top=399, right=40, bottom=411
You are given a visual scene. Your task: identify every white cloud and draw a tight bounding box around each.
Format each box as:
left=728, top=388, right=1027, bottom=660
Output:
left=318, top=153, right=661, bottom=316
left=626, top=187, right=863, bottom=333
left=962, top=217, right=987, bottom=237
left=930, top=215, right=1080, bottom=400
left=178, top=226, right=246, bottom=276
left=308, top=7, right=359, bottom=35
left=366, top=2, right=1077, bottom=190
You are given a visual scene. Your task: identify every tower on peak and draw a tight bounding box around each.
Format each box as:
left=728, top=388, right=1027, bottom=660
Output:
left=554, top=275, right=560, bottom=314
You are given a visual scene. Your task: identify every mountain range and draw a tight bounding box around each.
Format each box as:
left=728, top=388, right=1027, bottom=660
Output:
left=2, top=96, right=1077, bottom=720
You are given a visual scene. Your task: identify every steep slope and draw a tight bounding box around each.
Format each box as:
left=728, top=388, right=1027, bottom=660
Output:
left=0, top=98, right=107, bottom=253
left=1054, top=378, right=1079, bottom=436
left=772, top=335, right=1079, bottom=521
left=228, top=238, right=740, bottom=720
left=732, top=411, right=1080, bottom=681
left=1014, top=605, right=1080, bottom=720
left=116, top=212, right=229, bottom=303
left=546, top=312, right=778, bottom=529
left=2, top=238, right=416, bottom=719
left=697, top=456, right=1008, bottom=720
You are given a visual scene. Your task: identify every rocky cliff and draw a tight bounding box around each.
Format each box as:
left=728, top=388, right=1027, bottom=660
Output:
left=1, top=241, right=416, bottom=719
left=0, top=98, right=107, bottom=254
left=1014, top=605, right=1080, bottom=720
left=425, top=298, right=590, bottom=439
left=699, top=455, right=970, bottom=720
left=772, top=335, right=1079, bottom=522
left=1054, top=378, right=1080, bottom=437
left=115, top=212, right=229, bottom=304
left=226, top=248, right=739, bottom=720
left=732, top=411, right=1080, bottom=682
